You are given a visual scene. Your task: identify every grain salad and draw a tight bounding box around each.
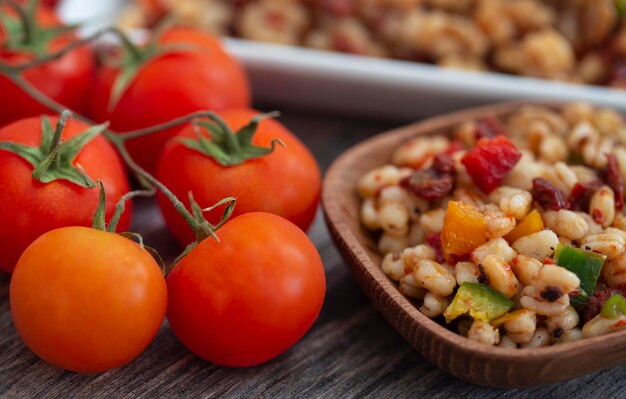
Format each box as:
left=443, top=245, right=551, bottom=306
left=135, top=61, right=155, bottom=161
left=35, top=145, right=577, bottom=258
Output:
left=120, top=0, right=626, bottom=89
left=357, top=103, right=626, bottom=348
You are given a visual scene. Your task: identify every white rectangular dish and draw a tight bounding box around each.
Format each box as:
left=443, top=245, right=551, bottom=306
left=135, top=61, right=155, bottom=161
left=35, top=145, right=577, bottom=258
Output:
left=58, top=0, right=626, bottom=121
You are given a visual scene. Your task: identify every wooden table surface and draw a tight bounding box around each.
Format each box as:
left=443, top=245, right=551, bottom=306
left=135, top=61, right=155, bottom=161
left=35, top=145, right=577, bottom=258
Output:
left=1, top=108, right=626, bottom=398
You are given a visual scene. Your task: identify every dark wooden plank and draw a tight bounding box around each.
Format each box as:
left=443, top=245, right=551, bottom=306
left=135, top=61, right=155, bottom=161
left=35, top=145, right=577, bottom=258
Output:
left=1, top=109, right=626, bottom=398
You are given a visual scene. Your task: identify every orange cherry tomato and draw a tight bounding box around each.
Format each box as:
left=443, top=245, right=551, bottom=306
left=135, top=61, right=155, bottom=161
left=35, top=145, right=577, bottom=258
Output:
left=166, top=212, right=326, bottom=367
left=10, top=227, right=167, bottom=373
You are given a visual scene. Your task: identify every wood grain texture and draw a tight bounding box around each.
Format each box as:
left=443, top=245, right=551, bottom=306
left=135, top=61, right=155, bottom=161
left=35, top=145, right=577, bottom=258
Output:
left=0, top=108, right=625, bottom=398
left=321, top=102, right=626, bottom=389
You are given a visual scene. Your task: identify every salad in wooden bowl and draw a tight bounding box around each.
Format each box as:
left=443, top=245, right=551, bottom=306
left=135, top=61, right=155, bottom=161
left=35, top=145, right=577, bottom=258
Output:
left=322, top=101, right=626, bottom=388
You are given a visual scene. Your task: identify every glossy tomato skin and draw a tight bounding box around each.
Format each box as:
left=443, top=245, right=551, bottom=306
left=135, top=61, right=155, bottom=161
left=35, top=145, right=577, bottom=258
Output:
left=0, top=116, right=131, bottom=274
left=156, top=108, right=321, bottom=245
left=0, top=7, right=95, bottom=126
left=166, top=212, right=326, bottom=367
left=10, top=227, right=167, bottom=372
left=89, top=28, right=251, bottom=172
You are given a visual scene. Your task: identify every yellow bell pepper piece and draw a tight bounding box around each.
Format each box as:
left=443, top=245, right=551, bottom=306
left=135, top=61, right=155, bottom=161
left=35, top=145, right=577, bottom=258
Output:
left=441, top=201, right=487, bottom=264
left=505, top=209, right=544, bottom=244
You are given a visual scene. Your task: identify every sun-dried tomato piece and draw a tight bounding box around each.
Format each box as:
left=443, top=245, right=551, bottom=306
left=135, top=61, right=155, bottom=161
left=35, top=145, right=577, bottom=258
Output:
left=432, top=153, right=456, bottom=175
left=582, top=289, right=611, bottom=322
left=402, top=153, right=457, bottom=201
left=461, top=136, right=522, bottom=194
left=475, top=115, right=506, bottom=140
left=605, top=154, right=624, bottom=210
left=568, top=180, right=603, bottom=211
left=533, top=178, right=570, bottom=210
left=426, top=234, right=445, bottom=263
left=401, top=169, right=454, bottom=201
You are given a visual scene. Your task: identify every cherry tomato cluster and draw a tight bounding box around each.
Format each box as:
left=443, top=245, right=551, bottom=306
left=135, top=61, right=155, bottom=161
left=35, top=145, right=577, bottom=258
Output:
left=0, top=1, right=325, bottom=373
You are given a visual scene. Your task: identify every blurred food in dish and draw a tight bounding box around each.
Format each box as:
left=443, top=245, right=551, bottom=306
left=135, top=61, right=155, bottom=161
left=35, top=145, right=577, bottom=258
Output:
left=118, top=0, right=626, bottom=89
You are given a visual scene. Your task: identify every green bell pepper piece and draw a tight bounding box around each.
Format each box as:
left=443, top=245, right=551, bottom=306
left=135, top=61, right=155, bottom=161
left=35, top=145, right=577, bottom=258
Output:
left=553, top=245, right=605, bottom=305
left=601, top=294, right=626, bottom=319
left=443, top=282, right=513, bottom=323
left=570, top=288, right=590, bottom=309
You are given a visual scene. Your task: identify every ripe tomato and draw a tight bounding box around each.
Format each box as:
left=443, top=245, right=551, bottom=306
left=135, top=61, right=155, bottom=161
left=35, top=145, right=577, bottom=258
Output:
left=0, top=5, right=95, bottom=126
left=10, top=227, right=167, bottom=372
left=0, top=116, right=131, bottom=274
left=166, top=212, right=326, bottom=367
left=89, top=27, right=251, bottom=172
left=156, top=109, right=321, bottom=246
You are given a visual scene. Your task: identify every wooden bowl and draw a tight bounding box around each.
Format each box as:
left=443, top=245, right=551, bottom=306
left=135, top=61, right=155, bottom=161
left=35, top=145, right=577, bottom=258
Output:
left=321, top=101, right=626, bottom=388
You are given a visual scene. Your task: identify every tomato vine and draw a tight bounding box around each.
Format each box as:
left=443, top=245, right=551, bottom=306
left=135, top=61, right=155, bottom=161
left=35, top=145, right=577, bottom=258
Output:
left=0, top=4, right=258, bottom=253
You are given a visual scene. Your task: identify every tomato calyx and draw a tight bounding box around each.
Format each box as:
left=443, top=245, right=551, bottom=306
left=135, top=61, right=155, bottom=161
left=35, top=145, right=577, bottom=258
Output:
left=0, top=111, right=109, bottom=188
left=170, top=193, right=236, bottom=267
left=103, top=20, right=197, bottom=111
left=188, top=192, right=236, bottom=240
left=91, top=180, right=154, bottom=233
left=179, top=112, right=285, bottom=166
left=91, top=180, right=165, bottom=270
left=0, top=0, right=77, bottom=57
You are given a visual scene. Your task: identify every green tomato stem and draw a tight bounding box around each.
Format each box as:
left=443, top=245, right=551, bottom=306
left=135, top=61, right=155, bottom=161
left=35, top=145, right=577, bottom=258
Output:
left=10, top=30, right=102, bottom=72
left=118, top=111, right=219, bottom=141
left=218, top=118, right=241, bottom=154
left=30, top=110, right=69, bottom=180
left=103, top=133, right=203, bottom=235
left=7, top=26, right=145, bottom=72
left=92, top=180, right=108, bottom=231
left=108, top=26, right=144, bottom=62
left=1, top=0, right=34, bottom=45
left=107, top=186, right=156, bottom=233
left=0, top=67, right=76, bottom=117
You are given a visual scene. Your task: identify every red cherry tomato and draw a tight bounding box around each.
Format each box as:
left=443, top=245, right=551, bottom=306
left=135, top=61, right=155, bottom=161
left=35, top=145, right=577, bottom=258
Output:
left=166, top=212, right=326, bottom=367
left=0, top=5, right=95, bottom=126
left=0, top=116, right=131, bottom=274
left=89, top=27, right=251, bottom=172
left=156, top=108, right=321, bottom=246
left=10, top=226, right=167, bottom=372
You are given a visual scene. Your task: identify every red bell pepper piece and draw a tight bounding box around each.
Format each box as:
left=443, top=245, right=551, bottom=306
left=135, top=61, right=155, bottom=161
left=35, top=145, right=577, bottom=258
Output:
left=461, top=136, right=521, bottom=194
